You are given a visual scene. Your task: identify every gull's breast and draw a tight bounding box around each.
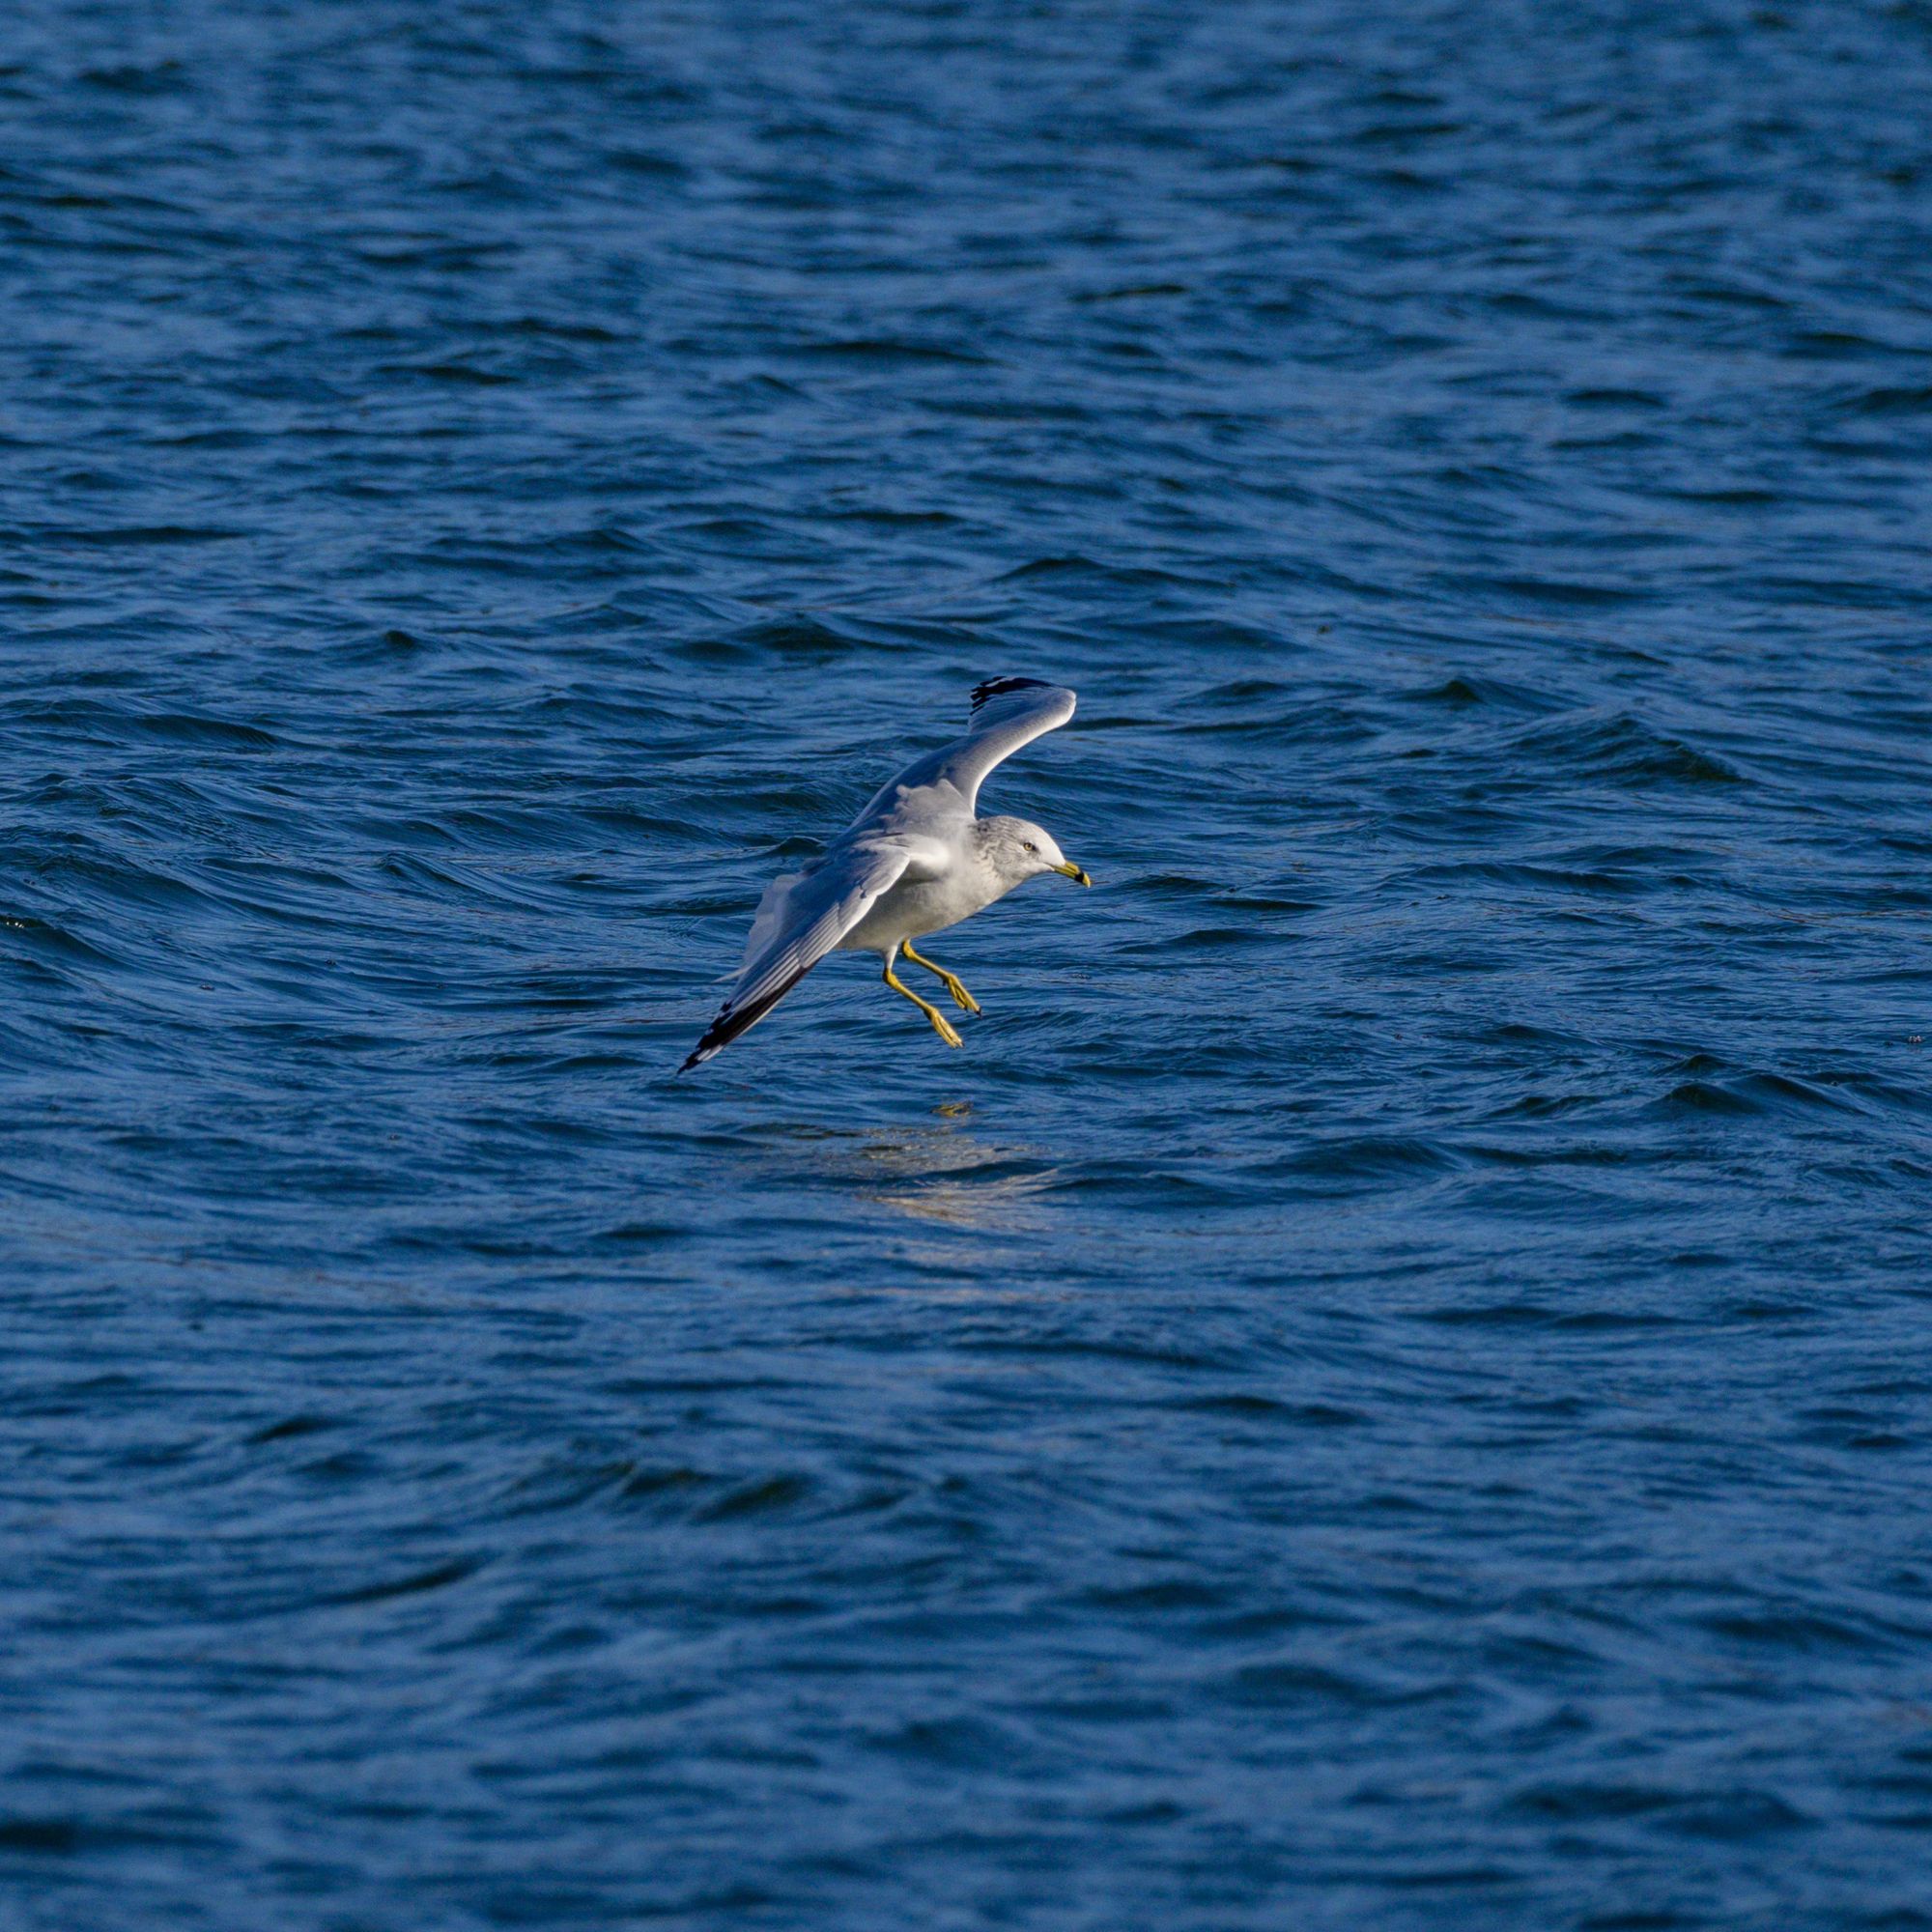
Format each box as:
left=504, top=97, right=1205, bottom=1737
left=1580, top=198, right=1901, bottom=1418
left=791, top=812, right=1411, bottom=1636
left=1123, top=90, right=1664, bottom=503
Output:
left=838, top=861, right=1004, bottom=953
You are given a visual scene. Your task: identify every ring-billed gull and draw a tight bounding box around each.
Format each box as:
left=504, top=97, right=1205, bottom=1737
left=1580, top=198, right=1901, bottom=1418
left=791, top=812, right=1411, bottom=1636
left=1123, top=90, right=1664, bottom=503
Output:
left=681, top=677, right=1090, bottom=1071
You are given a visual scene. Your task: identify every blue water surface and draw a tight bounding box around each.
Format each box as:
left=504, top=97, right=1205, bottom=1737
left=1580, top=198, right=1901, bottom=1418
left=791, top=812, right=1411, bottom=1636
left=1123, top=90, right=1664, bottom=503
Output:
left=5, top=1, right=1932, bottom=1926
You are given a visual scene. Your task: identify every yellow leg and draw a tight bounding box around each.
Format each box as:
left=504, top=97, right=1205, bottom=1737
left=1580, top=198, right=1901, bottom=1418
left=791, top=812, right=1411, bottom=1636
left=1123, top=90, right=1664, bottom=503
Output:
left=899, top=940, right=981, bottom=1014
left=884, top=954, right=963, bottom=1048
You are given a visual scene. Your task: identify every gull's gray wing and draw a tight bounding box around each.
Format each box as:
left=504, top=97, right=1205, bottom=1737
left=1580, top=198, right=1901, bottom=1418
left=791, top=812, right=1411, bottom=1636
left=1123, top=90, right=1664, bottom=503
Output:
left=855, top=678, right=1077, bottom=825
left=681, top=840, right=914, bottom=1070
left=734, top=867, right=807, bottom=976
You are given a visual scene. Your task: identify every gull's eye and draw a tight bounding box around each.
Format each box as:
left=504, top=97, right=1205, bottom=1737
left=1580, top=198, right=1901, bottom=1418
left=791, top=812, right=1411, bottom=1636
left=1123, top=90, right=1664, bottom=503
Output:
left=1023, top=840, right=1036, bottom=852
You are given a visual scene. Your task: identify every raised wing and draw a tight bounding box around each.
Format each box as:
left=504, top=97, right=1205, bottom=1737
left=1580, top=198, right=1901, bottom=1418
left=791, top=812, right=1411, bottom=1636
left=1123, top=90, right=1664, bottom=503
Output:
left=680, top=841, right=912, bottom=1070
left=856, top=677, right=1076, bottom=823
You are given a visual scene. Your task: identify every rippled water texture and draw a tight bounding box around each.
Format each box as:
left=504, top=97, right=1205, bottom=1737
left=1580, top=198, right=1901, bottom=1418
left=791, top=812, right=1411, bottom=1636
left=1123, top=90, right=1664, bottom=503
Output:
left=6, top=2, right=1932, bottom=1925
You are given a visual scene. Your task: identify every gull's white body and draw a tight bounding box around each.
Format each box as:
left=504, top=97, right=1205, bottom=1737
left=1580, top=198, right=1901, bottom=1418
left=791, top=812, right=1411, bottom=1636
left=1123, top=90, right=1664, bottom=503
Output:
left=682, top=678, right=1084, bottom=1070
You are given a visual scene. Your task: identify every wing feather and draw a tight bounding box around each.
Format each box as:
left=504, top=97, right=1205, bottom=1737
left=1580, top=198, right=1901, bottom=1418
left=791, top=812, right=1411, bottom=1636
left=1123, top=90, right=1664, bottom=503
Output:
left=733, top=867, right=806, bottom=976
left=855, top=678, right=1076, bottom=822
left=681, top=843, right=911, bottom=1070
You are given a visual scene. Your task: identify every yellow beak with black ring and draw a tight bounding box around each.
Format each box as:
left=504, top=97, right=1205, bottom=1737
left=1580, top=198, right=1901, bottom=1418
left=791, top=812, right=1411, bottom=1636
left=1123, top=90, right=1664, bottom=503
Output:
left=1050, top=860, right=1093, bottom=887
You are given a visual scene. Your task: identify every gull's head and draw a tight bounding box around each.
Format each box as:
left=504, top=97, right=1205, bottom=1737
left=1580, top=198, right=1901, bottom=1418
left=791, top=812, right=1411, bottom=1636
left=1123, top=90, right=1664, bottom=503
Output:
left=977, top=815, right=1092, bottom=890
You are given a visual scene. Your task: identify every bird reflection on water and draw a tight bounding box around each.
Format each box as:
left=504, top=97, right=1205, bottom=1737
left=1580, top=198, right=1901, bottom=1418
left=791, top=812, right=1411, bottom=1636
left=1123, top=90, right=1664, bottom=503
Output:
left=752, top=1106, right=1062, bottom=1235
left=860, top=1118, right=1063, bottom=1232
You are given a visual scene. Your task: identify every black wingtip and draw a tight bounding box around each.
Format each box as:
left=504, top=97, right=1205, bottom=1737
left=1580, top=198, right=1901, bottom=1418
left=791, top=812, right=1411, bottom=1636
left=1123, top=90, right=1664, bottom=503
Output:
left=677, top=965, right=808, bottom=1074
left=970, top=674, right=1051, bottom=714
left=678, top=1017, right=725, bottom=1074
left=679, top=1032, right=722, bottom=1073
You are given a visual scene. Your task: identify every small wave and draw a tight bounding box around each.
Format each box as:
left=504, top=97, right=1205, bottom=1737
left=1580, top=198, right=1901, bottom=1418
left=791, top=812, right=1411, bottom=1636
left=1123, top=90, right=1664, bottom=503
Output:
left=1424, top=1301, right=1559, bottom=1327
left=1070, top=281, right=1189, bottom=303
left=1176, top=1394, right=1365, bottom=1427
left=870, top=1717, right=1013, bottom=1769
left=1399, top=859, right=1670, bottom=899
left=247, top=1414, right=334, bottom=1444
left=798, top=336, right=990, bottom=365
left=1507, top=710, right=1747, bottom=787
left=141, top=712, right=277, bottom=750
left=1836, top=383, right=1932, bottom=416
left=995, top=554, right=1203, bottom=588
left=19, top=524, right=246, bottom=548
left=0, top=914, right=121, bottom=968
left=694, top=1472, right=814, bottom=1522
left=1656, top=1071, right=1856, bottom=1119
left=1118, top=926, right=1273, bottom=954
left=0, top=1817, right=87, bottom=1854
left=380, top=359, right=518, bottom=385
left=1564, top=386, right=1666, bottom=409
left=1220, top=1661, right=1443, bottom=1712
left=606, top=148, right=690, bottom=180
left=678, top=614, right=871, bottom=665
left=8, top=699, right=273, bottom=749
left=330, top=1554, right=486, bottom=1606
left=1406, top=673, right=1560, bottom=713
left=1505, top=1781, right=1679, bottom=1823
left=1660, top=1080, right=1763, bottom=1116
left=79, top=61, right=186, bottom=93
left=1467, top=574, right=1647, bottom=608
left=1269, top=1136, right=1465, bottom=1180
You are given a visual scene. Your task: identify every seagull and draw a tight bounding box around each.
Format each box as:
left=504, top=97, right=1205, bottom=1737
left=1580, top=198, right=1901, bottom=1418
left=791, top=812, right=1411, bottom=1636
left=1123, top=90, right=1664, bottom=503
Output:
left=681, top=677, right=1090, bottom=1071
